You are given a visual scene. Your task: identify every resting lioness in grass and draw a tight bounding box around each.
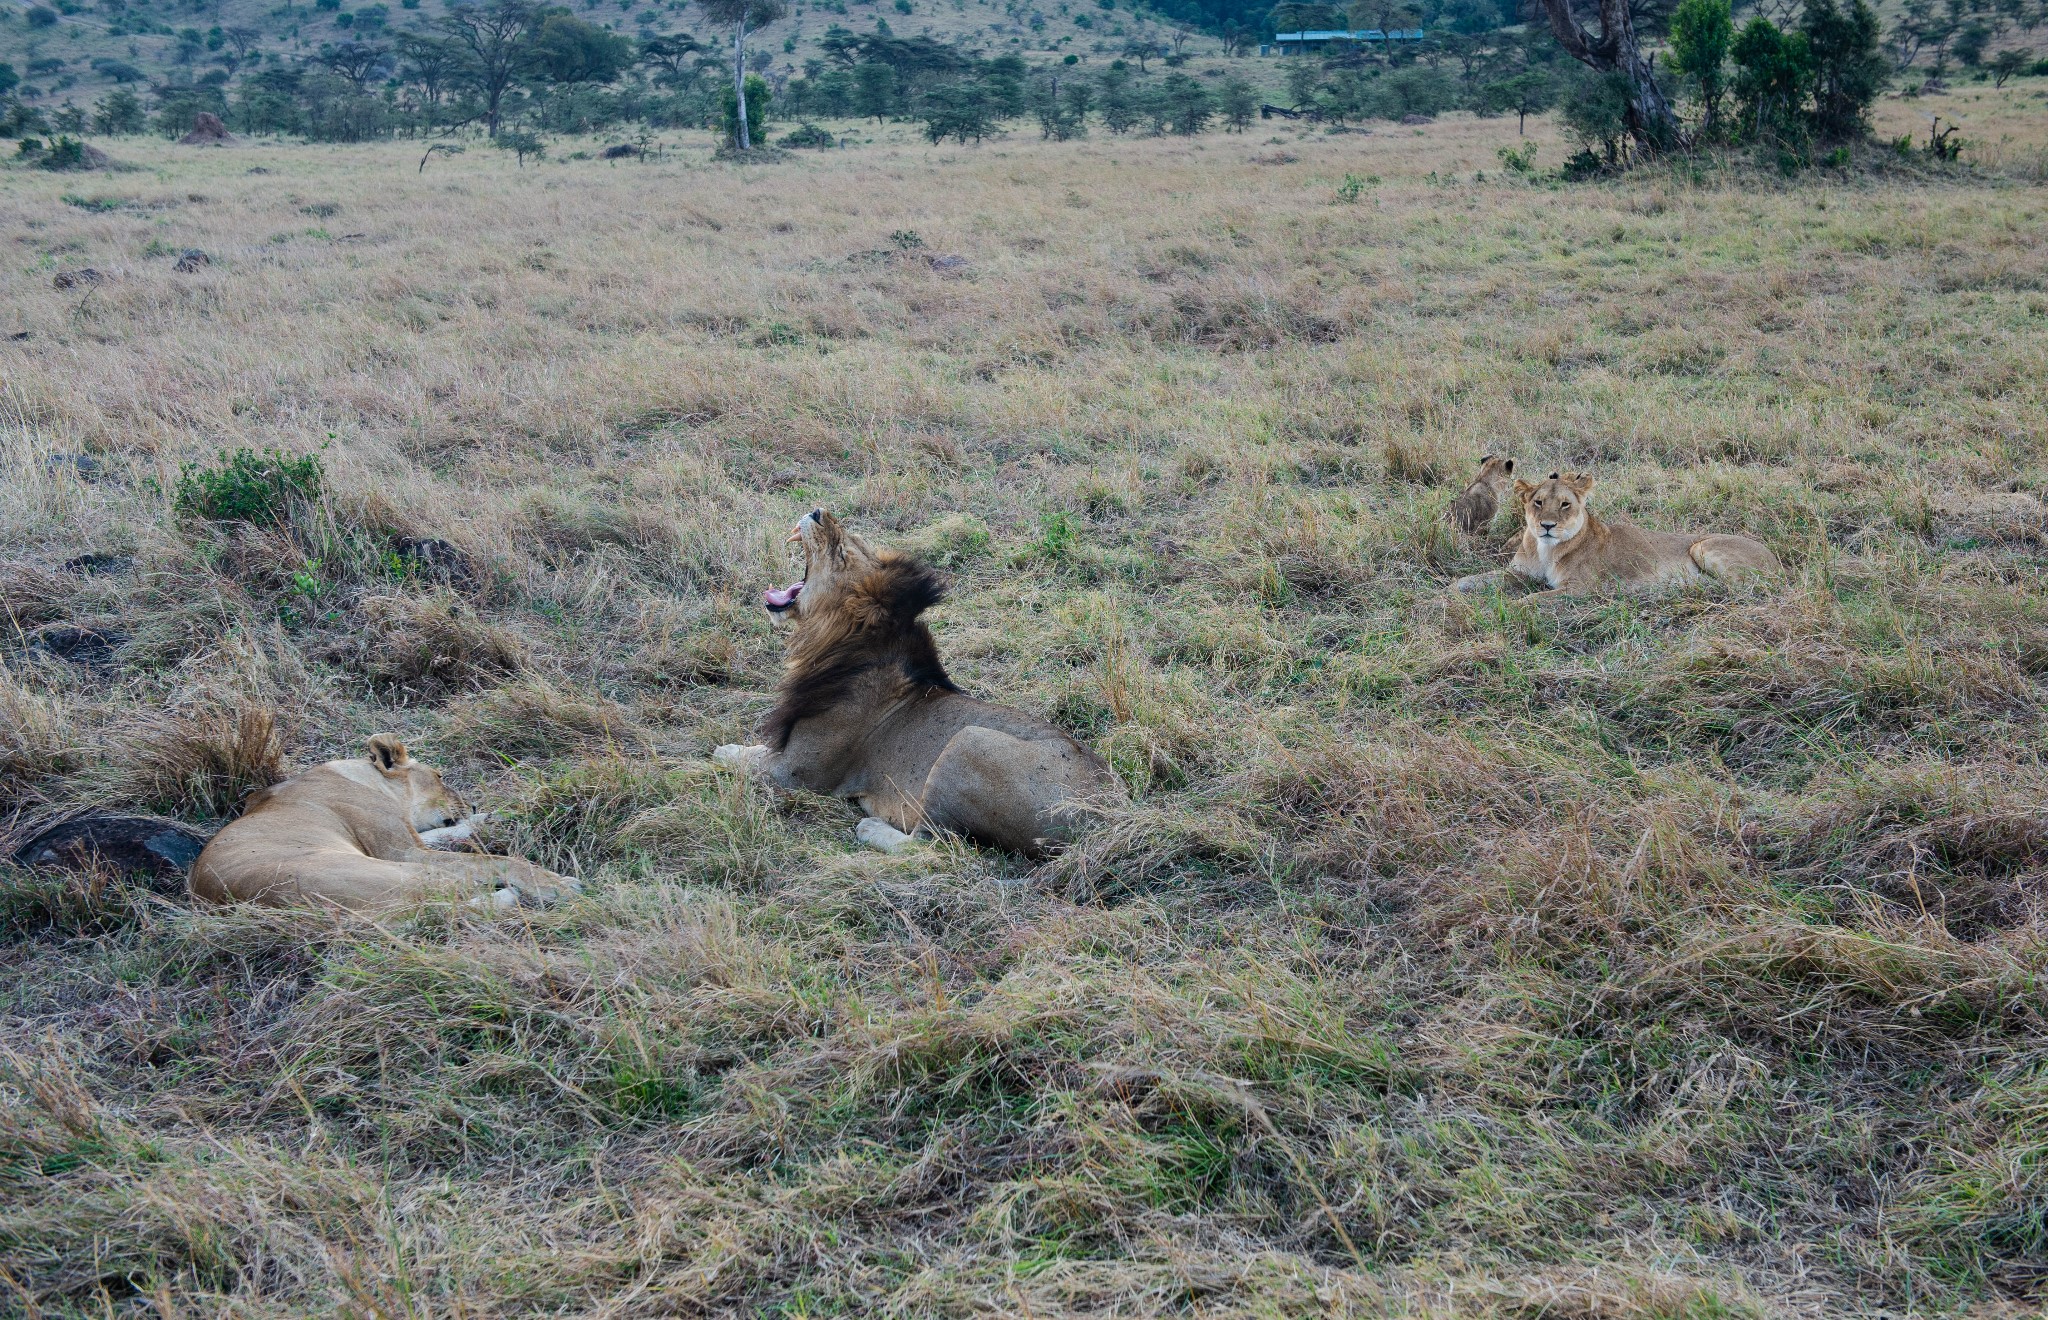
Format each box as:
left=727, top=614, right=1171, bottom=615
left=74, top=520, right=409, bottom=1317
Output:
left=1452, top=472, right=1781, bottom=596
left=189, top=735, right=580, bottom=914
left=715, top=510, right=1124, bottom=857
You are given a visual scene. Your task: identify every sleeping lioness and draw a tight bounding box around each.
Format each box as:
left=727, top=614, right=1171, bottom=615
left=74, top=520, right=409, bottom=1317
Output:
left=715, top=510, right=1125, bottom=857
left=189, top=735, right=579, bottom=914
left=1453, top=472, right=1781, bottom=596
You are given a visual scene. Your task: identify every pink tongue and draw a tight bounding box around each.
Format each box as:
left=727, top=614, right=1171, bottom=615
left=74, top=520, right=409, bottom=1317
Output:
left=763, top=581, right=804, bottom=609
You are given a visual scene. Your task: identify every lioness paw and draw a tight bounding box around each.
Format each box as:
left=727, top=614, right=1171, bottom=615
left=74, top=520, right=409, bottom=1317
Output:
left=420, top=811, right=488, bottom=850
left=856, top=817, right=918, bottom=854
left=464, top=887, right=522, bottom=912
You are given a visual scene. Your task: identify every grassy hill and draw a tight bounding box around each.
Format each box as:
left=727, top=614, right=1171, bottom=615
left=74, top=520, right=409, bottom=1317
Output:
left=3, top=94, right=2048, bottom=1315
left=0, top=0, right=1249, bottom=117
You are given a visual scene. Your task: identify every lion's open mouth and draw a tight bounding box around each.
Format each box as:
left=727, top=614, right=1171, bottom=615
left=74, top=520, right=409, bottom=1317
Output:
left=764, top=581, right=804, bottom=612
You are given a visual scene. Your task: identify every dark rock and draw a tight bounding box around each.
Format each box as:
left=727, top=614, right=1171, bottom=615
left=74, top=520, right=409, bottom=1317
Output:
left=28, top=624, right=127, bottom=669
left=12, top=814, right=208, bottom=893
left=1400, top=113, right=1434, bottom=126
left=247, top=166, right=272, bottom=175
left=172, top=249, right=212, bottom=273
left=53, top=268, right=104, bottom=290
left=766, top=468, right=801, bottom=492
left=392, top=535, right=476, bottom=586
left=61, top=551, right=134, bottom=576
left=8, top=330, right=30, bottom=341
left=601, top=143, right=641, bottom=159
left=44, top=453, right=101, bottom=481
left=926, top=254, right=970, bottom=273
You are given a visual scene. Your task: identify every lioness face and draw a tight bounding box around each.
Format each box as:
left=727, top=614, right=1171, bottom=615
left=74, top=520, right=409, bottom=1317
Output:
left=766, top=509, right=882, bottom=623
left=1517, top=472, right=1595, bottom=546
left=367, top=734, right=468, bottom=832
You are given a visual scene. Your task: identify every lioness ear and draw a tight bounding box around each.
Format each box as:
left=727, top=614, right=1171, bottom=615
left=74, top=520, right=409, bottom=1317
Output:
left=1501, top=458, right=1514, bottom=475
left=1513, top=479, right=1536, bottom=502
left=1565, top=473, right=1596, bottom=496
left=367, top=734, right=410, bottom=772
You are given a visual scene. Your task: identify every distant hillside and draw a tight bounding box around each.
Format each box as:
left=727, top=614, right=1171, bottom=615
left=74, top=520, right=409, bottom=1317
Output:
left=0, top=0, right=1247, bottom=121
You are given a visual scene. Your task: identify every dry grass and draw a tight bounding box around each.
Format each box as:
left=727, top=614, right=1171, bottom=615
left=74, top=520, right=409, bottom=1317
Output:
left=3, top=112, right=2047, bottom=1317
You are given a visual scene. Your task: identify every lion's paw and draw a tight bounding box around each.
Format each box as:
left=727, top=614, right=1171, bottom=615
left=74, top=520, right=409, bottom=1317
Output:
left=712, top=744, right=769, bottom=772
left=856, top=817, right=917, bottom=855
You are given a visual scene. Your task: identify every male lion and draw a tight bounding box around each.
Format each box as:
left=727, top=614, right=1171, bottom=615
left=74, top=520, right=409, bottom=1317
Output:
left=716, top=510, right=1124, bottom=857
left=1453, top=472, right=1781, bottom=596
left=189, top=735, right=580, bottom=914
left=1447, top=455, right=1515, bottom=536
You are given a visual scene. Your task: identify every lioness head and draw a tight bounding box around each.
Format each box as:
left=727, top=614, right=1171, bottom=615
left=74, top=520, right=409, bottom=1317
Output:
left=764, top=509, right=884, bottom=622
left=365, top=734, right=468, bottom=832
left=1515, top=472, right=1595, bottom=546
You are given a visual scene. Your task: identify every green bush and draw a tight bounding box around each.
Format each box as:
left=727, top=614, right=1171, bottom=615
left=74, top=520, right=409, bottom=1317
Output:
left=172, top=447, right=324, bottom=526
left=719, top=73, right=771, bottom=148
left=36, top=136, right=91, bottom=170
left=778, top=121, right=835, bottom=147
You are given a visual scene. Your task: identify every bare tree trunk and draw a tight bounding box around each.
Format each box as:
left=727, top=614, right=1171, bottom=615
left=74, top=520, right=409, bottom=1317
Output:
left=1535, top=0, right=1680, bottom=153
left=734, top=14, right=750, bottom=151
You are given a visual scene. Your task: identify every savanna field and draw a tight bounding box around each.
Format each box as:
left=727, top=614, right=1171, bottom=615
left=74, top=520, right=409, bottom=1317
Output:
left=4, top=101, right=2048, bottom=1317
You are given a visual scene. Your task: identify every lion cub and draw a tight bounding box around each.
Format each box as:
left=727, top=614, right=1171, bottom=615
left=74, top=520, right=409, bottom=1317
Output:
left=1447, top=455, right=1515, bottom=535
left=717, top=510, right=1125, bottom=858
left=190, top=735, right=579, bottom=915
left=1453, top=472, right=1781, bottom=596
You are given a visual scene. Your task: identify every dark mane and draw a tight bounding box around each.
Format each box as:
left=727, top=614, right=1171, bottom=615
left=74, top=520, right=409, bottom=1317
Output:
left=761, top=556, right=961, bottom=751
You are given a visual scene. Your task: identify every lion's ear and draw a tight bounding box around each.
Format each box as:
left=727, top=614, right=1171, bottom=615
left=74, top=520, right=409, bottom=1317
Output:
left=1565, top=473, right=1596, bottom=497
left=367, top=734, right=410, bottom=773
left=1500, top=458, right=1514, bottom=475
left=814, top=510, right=847, bottom=561
left=1513, top=479, right=1537, bottom=502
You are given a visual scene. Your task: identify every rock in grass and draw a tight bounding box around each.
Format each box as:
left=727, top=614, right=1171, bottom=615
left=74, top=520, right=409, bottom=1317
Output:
left=391, top=535, right=476, bottom=587
left=53, top=268, right=104, bottom=290
left=172, top=250, right=212, bottom=273
left=12, top=814, right=208, bottom=893
left=28, top=624, right=127, bottom=669
left=61, top=551, right=134, bottom=575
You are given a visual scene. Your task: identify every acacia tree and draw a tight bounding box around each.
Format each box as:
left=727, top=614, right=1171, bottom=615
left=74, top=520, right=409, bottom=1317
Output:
left=699, top=0, right=785, bottom=150
left=638, top=30, right=703, bottom=84
left=318, top=40, right=390, bottom=90
left=1534, top=0, right=1681, bottom=151
left=439, top=0, right=543, bottom=137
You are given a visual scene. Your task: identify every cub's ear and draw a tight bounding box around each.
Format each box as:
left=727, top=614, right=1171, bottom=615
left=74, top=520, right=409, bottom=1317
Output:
left=1500, top=458, right=1514, bottom=475
left=367, top=734, right=410, bottom=772
left=1564, top=473, right=1596, bottom=497
left=1479, top=453, right=1495, bottom=467
left=1512, top=479, right=1537, bottom=502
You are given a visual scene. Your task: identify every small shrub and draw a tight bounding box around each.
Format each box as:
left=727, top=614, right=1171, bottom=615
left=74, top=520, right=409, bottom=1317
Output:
left=36, top=136, right=90, bottom=171
left=1495, top=141, right=1538, bottom=174
left=494, top=130, right=545, bottom=166
left=1334, top=172, right=1366, bottom=203
left=778, top=122, right=836, bottom=148
left=172, top=447, right=323, bottom=526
